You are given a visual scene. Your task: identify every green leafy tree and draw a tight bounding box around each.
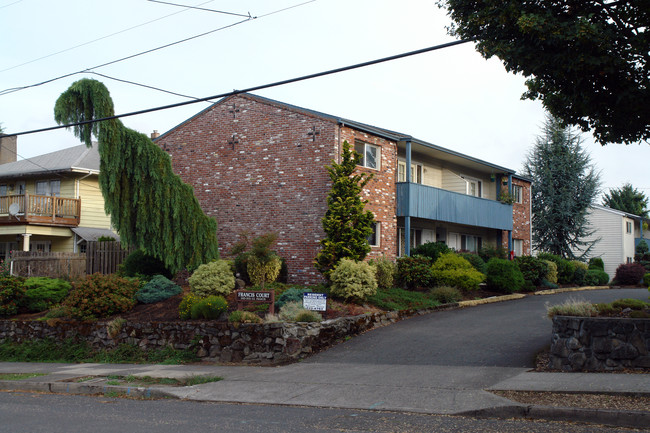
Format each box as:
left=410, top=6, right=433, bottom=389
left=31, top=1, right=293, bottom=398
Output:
left=523, top=116, right=600, bottom=259
left=315, top=140, right=375, bottom=277
left=437, top=0, right=650, bottom=145
left=602, top=183, right=649, bottom=218
left=54, top=79, right=218, bottom=273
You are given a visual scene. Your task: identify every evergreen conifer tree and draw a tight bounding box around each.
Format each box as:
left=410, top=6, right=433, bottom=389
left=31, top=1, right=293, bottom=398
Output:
left=523, top=116, right=600, bottom=259
left=54, top=79, right=219, bottom=273
left=315, top=140, right=375, bottom=277
left=602, top=183, right=649, bottom=218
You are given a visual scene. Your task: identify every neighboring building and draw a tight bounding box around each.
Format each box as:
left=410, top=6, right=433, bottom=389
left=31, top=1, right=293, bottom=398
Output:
left=579, top=204, right=650, bottom=279
left=0, top=140, right=117, bottom=261
left=156, top=93, right=532, bottom=284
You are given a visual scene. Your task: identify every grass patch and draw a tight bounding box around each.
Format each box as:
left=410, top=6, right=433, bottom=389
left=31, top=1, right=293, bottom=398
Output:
left=0, top=373, right=47, bottom=381
left=366, top=288, right=441, bottom=311
left=87, top=374, right=222, bottom=387
left=0, top=339, right=199, bottom=364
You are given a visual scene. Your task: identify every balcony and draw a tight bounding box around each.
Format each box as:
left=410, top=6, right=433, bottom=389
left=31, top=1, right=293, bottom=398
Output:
left=0, top=194, right=81, bottom=227
left=396, top=183, right=513, bottom=231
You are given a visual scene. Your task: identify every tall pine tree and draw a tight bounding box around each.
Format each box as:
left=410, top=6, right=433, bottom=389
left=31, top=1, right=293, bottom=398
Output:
left=523, top=116, right=600, bottom=259
left=54, top=79, right=219, bottom=273
left=602, top=183, right=649, bottom=218
left=315, top=140, right=375, bottom=277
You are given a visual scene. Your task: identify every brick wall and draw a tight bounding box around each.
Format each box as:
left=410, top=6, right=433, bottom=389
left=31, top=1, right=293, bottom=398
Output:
left=157, top=95, right=396, bottom=284
left=501, top=178, right=532, bottom=256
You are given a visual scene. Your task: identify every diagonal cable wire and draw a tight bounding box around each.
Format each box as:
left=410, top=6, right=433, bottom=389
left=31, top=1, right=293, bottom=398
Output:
left=147, top=0, right=252, bottom=17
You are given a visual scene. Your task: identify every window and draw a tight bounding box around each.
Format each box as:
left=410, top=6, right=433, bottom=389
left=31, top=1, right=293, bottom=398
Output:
left=397, top=161, right=422, bottom=183
left=29, top=241, right=51, bottom=253
left=398, top=228, right=422, bottom=256
left=513, top=239, right=523, bottom=257
left=626, top=221, right=632, bottom=234
left=0, top=185, right=6, bottom=196
left=367, top=222, right=380, bottom=247
left=354, top=141, right=380, bottom=170
left=35, top=180, right=61, bottom=197
left=461, top=175, right=482, bottom=198
left=460, top=234, right=482, bottom=253
left=513, top=185, right=523, bottom=204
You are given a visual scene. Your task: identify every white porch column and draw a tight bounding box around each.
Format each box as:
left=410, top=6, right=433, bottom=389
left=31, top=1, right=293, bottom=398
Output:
left=21, top=233, right=31, bottom=251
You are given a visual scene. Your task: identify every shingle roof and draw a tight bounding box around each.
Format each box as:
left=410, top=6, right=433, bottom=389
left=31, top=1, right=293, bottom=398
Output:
left=0, top=144, right=99, bottom=180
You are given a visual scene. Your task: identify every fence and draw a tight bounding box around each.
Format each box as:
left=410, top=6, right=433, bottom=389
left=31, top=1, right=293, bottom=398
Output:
left=11, top=251, right=86, bottom=279
left=85, top=241, right=134, bottom=275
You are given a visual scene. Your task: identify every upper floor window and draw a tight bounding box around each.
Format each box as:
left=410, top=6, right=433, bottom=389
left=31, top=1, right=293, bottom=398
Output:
left=35, top=180, right=60, bottom=197
left=626, top=221, right=632, bottom=234
left=513, top=185, right=523, bottom=204
left=354, top=141, right=380, bottom=170
left=397, top=161, right=422, bottom=183
left=461, top=175, right=482, bottom=198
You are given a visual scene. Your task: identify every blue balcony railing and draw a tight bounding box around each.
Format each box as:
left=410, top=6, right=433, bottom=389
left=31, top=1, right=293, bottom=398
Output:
left=396, top=183, right=513, bottom=231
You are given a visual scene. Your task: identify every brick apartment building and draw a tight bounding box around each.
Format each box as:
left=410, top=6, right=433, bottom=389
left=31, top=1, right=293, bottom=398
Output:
left=156, top=93, right=531, bottom=284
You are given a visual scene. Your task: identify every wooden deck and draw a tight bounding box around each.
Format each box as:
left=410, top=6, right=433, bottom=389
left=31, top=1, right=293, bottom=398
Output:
left=0, top=194, right=80, bottom=227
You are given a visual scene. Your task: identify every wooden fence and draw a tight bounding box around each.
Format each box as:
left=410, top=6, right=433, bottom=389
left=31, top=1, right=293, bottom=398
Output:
left=11, top=251, right=86, bottom=279
left=85, top=241, right=134, bottom=275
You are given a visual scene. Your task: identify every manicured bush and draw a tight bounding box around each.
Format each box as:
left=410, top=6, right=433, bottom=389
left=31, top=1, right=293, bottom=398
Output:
left=190, top=295, right=228, bottom=320
left=514, top=256, right=548, bottom=287
left=636, top=239, right=649, bottom=255
left=572, top=266, right=586, bottom=287
left=369, top=256, right=396, bottom=290
left=485, top=258, right=525, bottom=293
left=247, top=255, right=282, bottom=287
left=178, top=293, right=199, bottom=319
left=478, top=245, right=508, bottom=262
left=228, top=310, right=263, bottom=324
left=136, top=275, right=182, bottom=304
left=274, top=287, right=312, bottom=310
left=644, top=273, right=650, bottom=287
left=429, top=286, right=462, bottom=304
left=458, top=252, right=486, bottom=274
left=0, top=275, right=26, bottom=317
left=22, top=277, right=71, bottom=312
left=329, top=259, right=377, bottom=301
left=430, top=253, right=485, bottom=290
left=584, top=269, right=610, bottom=286
left=614, top=262, right=647, bottom=285
left=278, top=301, right=322, bottom=322
left=542, top=260, right=558, bottom=284
left=189, top=260, right=235, bottom=298
left=588, top=257, right=605, bottom=271
left=396, top=255, right=434, bottom=290
left=411, top=242, right=450, bottom=263
left=63, top=274, right=139, bottom=320
left=121, top=249, right=172, bottom=280
left=537, top=253, right=575, bottom=284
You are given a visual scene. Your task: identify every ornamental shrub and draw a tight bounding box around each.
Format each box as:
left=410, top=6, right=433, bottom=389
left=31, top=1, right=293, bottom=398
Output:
left=478, top=245, right=508, bottom=262
left=614, top=262, right=646, bottom=285
left=369, top=256, right=396, bottom=290
left=278, top=301, right=321, bottom=322
left=396, top=255, right=434, bottom=290
left=430, top=253, right=485, bottom=290
left=329, top=259, right=377, bottom=301
left=189, top=260, right=235, bottom=298
left=636, top=239, right=649, bottom=255
left=584, top=269, right=610, bottom=286
left=190, top=295, right=228, bottom=320
left=136, top=275, right=182, bottom=304
left=247, top=255, right=281, bottom=288
left=178, top=293, right=199, bottom=319
left=571, top=261, right=588, bottom=286
left=588, top=257, right=605, bottom=271
left=274, top=287, right=312, bottom=310
left=0, top=275, right=26, bottom=317
left=514, top=256, right=548, bottom=287
left=537, top=253, right=574, bottom=284
left=63, top=273, right=139, bottom=320
left=542, top=260, right=558, bottom=284
left=121, top=249, right=172, bottom=280
left=23, top=277, right=71, bottom=312
left=644, top=273, right=650, bottom=287
left=485, top=258, right=525, bottom=293
left=228, top=310, right=262, bottom=324
left=429, top=286, right=462, bottom=304
left=411, top=242, right=450, bottom=263
left=458, top=252, right=486, bottom=274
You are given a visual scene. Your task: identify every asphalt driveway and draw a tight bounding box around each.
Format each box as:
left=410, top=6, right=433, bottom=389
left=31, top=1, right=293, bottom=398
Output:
left=305, top=288, right=650, bottom=368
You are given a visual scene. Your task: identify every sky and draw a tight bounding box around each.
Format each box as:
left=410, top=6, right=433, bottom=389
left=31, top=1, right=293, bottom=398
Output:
left=1, top=0, right=649, bottom=199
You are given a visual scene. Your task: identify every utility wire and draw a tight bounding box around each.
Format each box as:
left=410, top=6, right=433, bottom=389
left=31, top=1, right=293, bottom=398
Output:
left=2, top=39, right=473, bottom=139
left=0, top=0, right=219, bottom=74
left=0, top=0, right=23, bottom=9
left=147, top=0, right=252, bottom=17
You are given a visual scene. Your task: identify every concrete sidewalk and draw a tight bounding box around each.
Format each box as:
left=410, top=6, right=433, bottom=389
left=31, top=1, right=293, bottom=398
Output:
left=0, top=361, right=648, bottom=429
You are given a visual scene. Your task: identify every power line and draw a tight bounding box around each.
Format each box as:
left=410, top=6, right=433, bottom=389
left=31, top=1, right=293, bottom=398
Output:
left=0, top=0, right=220, bottom=74
left=2, top=39, right=473, bottom=139
left=147, top=0, right=252, bottom=18
left=0, top=0, right=23, bottom=10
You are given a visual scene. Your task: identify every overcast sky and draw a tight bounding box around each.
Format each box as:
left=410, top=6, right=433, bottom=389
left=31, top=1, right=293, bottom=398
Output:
left=1, top=0, right=648, bottom=198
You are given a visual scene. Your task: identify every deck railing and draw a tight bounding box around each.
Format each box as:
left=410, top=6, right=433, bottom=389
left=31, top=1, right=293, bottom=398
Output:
left=0, top=194, right=81, bottom=226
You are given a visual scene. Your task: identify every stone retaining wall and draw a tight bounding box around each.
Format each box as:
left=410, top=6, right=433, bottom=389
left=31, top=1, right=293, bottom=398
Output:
left=550, top=316, right=650, bottom=371
left=0, top=306, right=453, bottom=365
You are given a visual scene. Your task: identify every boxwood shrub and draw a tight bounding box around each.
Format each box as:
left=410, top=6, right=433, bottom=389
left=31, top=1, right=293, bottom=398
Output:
left=584, top=269, right=610, bottom=286
left=396, top=255, right=434, bottom=290
left=430, top=253, right=484, bottom=290
left=485, top=258, right=525, bottom=293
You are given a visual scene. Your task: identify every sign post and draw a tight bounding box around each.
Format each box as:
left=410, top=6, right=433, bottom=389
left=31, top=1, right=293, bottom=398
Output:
left=235, top=290, right=275, bottom=314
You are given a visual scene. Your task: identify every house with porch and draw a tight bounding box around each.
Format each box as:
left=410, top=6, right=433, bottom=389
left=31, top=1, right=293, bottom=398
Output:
left=155, top=93, right=531, bottom=284
left=0, top=137, right=117, bottom=261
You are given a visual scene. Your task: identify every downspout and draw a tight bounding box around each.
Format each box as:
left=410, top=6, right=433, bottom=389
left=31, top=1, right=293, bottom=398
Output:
left=75, top=171, right=94, bottom=198
left=508, top=174, right=513, bottom=257
left=404, top=139, right=412, bottom=256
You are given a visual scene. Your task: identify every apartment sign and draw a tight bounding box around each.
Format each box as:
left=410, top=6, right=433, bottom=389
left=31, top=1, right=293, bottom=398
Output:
left=303, top=292, right=327, bottom=311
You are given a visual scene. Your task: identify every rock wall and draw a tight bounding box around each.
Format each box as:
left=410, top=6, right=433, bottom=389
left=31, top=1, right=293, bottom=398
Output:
left=550, top=316, right=650, bottom=371
left=0, top=307, right=449, bottom=365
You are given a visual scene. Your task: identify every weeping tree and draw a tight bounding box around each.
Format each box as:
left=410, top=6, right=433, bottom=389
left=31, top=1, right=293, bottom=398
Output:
left=54, top=79, right=219, bottom=273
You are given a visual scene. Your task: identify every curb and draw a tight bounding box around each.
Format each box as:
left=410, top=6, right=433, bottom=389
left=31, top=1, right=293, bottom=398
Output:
left=458, top=294, right=526, bottom=307
left=460, top=404, right=650, bottom=430
left=533, top=286, right=611, bottom=295
left=0, top=380, right=179, bottom=399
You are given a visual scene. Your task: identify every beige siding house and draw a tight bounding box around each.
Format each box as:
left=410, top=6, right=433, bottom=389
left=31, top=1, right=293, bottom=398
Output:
left=0, top=139, right=116, bottom=261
